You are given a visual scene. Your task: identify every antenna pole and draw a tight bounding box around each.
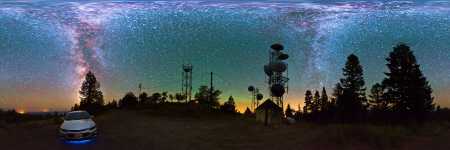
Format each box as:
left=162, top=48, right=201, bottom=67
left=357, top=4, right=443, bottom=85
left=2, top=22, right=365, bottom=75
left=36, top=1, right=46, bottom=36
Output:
left=182, top=64, right=193, bottom=103
left=210, top=72, right=213, bottom=104
left=138, top=83, right=142, bottom=95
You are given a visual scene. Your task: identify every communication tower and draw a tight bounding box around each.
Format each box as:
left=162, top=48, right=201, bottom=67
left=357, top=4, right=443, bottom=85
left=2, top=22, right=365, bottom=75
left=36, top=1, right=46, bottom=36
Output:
left=182, top=64, right=193, bottom=103
left=264, top=43, right=289, bottom=111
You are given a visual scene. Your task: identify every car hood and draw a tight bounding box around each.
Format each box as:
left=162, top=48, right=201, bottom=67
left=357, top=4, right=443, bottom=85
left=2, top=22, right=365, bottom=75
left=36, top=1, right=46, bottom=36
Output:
left=60, top=119, right=96, bottom=131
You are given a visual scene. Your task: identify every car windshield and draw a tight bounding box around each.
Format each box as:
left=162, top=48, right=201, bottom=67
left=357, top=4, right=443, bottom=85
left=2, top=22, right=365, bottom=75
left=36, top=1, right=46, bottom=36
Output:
left=64, top=111, right=91, bottom=120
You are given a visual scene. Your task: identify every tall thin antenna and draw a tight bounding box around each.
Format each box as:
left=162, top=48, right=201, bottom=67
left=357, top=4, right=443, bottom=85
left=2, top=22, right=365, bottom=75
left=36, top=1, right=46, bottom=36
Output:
left=209, top=72, right=213, bottom=104
left=182, top=64, right=193, bottom=103
left=138, top=83, right=142, bottom=95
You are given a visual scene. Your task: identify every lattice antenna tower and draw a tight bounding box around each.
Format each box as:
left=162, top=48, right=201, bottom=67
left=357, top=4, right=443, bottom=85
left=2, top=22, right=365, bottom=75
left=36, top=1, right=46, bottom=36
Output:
left=182, top=64, right=193, bottom=103
left=264, top=43, right=289, bottom=111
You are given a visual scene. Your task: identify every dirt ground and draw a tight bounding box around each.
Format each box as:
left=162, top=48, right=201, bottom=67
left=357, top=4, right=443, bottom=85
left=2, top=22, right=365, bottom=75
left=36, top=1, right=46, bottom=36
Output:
left=2, top=109, right=450, bottom=150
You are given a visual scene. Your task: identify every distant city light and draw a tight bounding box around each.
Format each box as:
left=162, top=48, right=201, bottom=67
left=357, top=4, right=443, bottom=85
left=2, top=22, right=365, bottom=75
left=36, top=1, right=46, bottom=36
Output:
left=17, top=109, right=26, bottom=114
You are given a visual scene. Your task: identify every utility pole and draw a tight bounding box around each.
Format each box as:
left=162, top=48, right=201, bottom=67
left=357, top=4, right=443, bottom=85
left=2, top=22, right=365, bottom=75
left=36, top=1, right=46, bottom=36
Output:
left=209, top=72, right=213, bottom=105
left=138, top=83, right=142, bottom=95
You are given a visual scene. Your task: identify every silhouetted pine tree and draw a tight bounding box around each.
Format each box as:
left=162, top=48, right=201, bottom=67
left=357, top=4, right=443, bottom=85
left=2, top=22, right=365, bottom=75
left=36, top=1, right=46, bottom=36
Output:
left=382, top=43, right=434, bottom=120
left=303, top=90, right=313, bottom=115
left=119, top=92, right=138, bottom=108
left=161, top=92, right=168, bottom=103
left=285, top=104, right=294, bottom=118
left=320, top=87, right=329, bottom=112
left=195, top=85, right=221, bottom=110
left=168, top=94, right=174, bottom=102
left=329, top=83, right=342, bottom=115
left=78, top=71, right=104, bottom=114
left=312, top=91, right=321, bottom=115
left=319, top=87, right=331, bottom=121
left=335, top=54, right=367, bottom=122
left=368, top=83, right=389, bottom=121
left=71, top=104, right=80, bottom=111
left=244, top=107, right=253, bottom=116
left=175, top=93, right=185, bottom=103
left=105, top=100, right=118, bottom=109
left=332, top=83, right=343, bottom=102
left=138, top=92, right=149, bottom=105
left=220, top=96, right=236, bottom=113
left=150, top=92, right=162, bottom=105
left=294, top=104, right=303, bottom=120
left=369, top=83, right=389, bottom=113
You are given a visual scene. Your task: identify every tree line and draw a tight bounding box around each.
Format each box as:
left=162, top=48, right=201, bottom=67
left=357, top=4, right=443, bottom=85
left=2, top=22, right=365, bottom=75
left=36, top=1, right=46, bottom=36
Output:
left=291, top=43, right=438, bottom=123
left=72, top=71, right=237, bottom=114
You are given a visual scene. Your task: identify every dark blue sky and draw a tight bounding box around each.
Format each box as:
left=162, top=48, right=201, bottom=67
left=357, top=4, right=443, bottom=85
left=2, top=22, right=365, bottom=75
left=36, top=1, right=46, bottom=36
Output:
left=0, top=0, right=449, bottom=112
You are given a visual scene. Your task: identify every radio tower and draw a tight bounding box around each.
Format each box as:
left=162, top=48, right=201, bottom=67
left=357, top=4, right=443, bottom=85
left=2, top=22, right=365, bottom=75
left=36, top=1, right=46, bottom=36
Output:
left=264, top=43, right=289, bottom=111
left=182, top=64, right=193, bottom=103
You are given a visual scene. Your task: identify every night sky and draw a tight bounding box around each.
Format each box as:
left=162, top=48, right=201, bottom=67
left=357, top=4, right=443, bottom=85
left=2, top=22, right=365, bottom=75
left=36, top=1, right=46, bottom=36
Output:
left=0, top=0, right=450, bottom=113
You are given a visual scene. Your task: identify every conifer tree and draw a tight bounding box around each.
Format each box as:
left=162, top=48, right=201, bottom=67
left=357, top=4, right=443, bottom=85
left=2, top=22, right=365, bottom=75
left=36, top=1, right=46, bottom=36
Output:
left=330, top=83, right=343, bottom=111
left=294, top=104, right=303, bottom=120
left=168, top=94, right=174, bottom=102
left=119, top=92, right=138, bottom=108
left=244, top=107, right=253, bottom=116
left=78, top=71, right=104, bottom=114
left=335, top=54, right=367, bottom=121
left=150, top=92, right=162, bottom=105
left=312, top=91, right=321, bottom=114
left=195, top=86, right=221, bottom=109
left=285, top=104, right=294, bottom=118
left=303, top=90, right=313, bottom=114
left=161, top=92, right=168, bottom=103
left=369, top=83, right=388, bottom=112
left=221, top=96, right=236, bottom=113
left=320, top=87, right=329, bottom=112
left=175, top=93, right=185, bottom=103
left=332, top=83, right=343, bottom=101
left=382, top=43, right=434, bottom=119
left=138, top=92, right=149, bottom=104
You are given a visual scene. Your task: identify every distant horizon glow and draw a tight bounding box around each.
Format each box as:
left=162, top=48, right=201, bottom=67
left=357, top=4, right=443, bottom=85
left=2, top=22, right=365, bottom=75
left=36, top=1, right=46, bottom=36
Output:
left=1, top=1, right=450, bottom=113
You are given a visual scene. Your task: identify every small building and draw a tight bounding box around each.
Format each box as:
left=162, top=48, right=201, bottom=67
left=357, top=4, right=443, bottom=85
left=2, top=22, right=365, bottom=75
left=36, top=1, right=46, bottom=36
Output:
left=255, top=100, right=282, bottom=126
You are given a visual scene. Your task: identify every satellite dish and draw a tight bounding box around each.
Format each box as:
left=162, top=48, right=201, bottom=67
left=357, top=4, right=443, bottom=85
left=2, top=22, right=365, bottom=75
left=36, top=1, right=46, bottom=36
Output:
left=271, top=84, right=285, bottom=97
left=256, top=93, right=263, bottom=100
left=183, top=65, right=192, bottom=72
left=278, top=53, right=289, bottom=60
left=264, top=65, right=273, bottom=76
left=248, top=86, right=255, bottom=92
left=269, top=61, right=287, bottom=72
left=271, top=43, right=284, bottom=51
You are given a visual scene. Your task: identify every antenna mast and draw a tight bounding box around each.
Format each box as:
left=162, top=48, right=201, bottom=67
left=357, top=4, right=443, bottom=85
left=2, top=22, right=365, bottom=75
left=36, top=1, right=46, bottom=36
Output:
left=209, top=72, right=213, bottom=104
left=182, top=64, right=193, bottom=103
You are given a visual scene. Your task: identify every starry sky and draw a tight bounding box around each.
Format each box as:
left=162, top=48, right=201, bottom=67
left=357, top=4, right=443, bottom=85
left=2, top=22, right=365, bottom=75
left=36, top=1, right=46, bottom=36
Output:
left=0, top=0, right=449, bottom=113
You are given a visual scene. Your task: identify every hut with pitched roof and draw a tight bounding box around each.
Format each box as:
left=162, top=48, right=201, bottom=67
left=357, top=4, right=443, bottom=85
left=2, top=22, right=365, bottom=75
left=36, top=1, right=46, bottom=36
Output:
left=255, top=100, right=282, bottom=126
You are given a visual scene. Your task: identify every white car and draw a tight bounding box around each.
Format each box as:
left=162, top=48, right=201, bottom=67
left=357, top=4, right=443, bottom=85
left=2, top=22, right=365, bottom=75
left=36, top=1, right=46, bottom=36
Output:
left=60, top=111, right=97, bottom=140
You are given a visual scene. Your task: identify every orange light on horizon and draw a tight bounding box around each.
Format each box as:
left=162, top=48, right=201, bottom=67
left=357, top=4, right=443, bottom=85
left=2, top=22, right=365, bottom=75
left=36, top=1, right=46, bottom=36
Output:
left=17, top=109, right=26, bottom=114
